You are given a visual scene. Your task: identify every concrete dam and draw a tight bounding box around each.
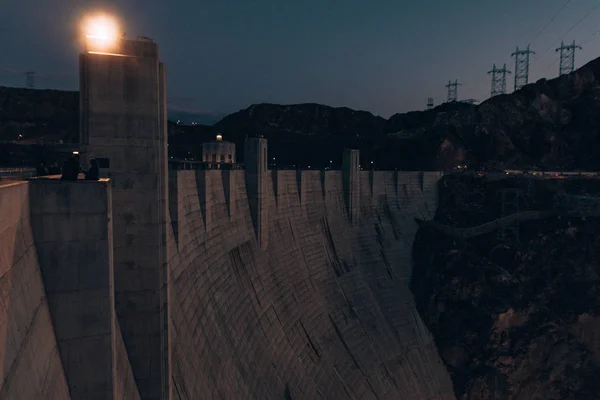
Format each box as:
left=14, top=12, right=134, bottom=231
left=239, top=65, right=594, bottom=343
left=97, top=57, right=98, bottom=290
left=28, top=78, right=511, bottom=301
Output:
left=0, top=36, right=455, bottom=399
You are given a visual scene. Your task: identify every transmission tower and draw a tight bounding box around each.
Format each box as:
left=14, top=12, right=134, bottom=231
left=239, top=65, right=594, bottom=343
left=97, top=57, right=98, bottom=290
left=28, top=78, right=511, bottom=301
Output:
left=25, top=71, right=35, bottom=89
left=427, top=97, right=434, bottom=110
left=555, top=40, right=582, bottom=75
left=487, top=63, right=511, bottom=97
left=511, top=45, right=535, bottom=91
left=445, top=80, right=461, bottom=102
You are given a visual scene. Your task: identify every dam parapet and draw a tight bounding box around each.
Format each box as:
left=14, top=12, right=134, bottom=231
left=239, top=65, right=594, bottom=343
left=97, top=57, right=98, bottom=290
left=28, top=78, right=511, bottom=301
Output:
left=167, top=144, right=443, bottom=248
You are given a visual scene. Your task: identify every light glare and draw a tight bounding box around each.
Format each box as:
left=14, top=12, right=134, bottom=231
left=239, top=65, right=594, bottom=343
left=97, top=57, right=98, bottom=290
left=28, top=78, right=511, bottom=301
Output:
left=81, top=13, right=120, bottom=51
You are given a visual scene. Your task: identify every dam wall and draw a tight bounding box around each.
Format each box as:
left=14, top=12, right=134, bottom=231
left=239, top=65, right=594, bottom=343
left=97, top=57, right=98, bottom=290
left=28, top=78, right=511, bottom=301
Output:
left=0, top=166, right=451, bottom=399
left=0, top=179, right=141, bottom=399
left=0, top=181, right=70, bottom=399
left=168, top=168, right=455, bottom=399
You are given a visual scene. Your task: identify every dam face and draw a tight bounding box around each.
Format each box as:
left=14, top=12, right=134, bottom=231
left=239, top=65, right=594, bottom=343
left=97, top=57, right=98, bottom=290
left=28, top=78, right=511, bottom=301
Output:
left=168, top=168, right=453, bottom=399
left=0, top=35, right=455, bottom=399
left=0, top=168, right=454, bottom=399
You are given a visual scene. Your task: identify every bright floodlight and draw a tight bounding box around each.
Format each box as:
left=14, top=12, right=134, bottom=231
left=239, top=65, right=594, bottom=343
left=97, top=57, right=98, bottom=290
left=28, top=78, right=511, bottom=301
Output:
left=81, top=13, right=120, bottom=52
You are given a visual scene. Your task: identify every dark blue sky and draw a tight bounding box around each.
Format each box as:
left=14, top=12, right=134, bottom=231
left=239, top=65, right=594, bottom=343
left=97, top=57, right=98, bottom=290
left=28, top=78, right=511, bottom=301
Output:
left=2, top=0, right=600, bottom=118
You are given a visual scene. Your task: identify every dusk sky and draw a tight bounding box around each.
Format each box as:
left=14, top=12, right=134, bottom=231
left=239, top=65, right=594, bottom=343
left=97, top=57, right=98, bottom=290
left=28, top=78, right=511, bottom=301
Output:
left=2, top=0, right=600, bottom=118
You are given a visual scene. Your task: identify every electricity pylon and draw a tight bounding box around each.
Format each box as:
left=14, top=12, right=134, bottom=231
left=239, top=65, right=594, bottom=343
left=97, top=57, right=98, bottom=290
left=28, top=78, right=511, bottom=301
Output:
left=512, top=45, right=535, bottom=91
left=488, top=63, right=511, bottom=97
left=556, top=40, right=582, bottom=75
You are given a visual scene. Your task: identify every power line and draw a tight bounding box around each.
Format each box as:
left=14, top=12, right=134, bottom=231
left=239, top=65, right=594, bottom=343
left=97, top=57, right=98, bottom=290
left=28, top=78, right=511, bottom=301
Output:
left=426, top=97, right=434, bottom=110
left=580, top=26, right=600, bottom=45
left=0, top=65, right=21, bottom=74
left=542, top=0, right=600, bottom=54
left=529, top=0, right=573, bottom=46
left=540, top=57, right=561, bottom=77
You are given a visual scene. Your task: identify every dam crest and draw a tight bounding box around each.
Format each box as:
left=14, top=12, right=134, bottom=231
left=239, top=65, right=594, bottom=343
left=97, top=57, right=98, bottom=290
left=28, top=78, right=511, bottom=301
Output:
left=0, top=35, right=454, bottom=400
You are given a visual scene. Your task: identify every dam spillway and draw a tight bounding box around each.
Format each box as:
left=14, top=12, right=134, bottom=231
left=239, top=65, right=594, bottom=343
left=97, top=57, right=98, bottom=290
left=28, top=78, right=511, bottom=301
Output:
left=0, top=34, right=455, bottom=399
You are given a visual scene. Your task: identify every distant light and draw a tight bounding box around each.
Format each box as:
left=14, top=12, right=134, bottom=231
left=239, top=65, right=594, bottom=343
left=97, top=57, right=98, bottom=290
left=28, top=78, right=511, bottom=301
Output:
left=72, top=151, right=80, bottom=155
left=81, top=13, right=121, bottom=52
left=216, top=134, right=223, bottom=141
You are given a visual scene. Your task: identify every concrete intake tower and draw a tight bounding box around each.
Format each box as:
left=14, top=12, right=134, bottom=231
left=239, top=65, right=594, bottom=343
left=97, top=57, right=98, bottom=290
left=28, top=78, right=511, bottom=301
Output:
left=0, top=36, right=455, bottom=399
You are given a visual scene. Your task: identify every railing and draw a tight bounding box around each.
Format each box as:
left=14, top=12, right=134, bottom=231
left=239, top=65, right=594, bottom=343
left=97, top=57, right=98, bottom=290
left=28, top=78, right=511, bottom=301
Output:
left=168, top=159, right=245, bottom=170
left=168, top=159, right=342, bottom=172
left=0, top=167, right=37, bottom=181
left=270, top=165, right=335, bottom=171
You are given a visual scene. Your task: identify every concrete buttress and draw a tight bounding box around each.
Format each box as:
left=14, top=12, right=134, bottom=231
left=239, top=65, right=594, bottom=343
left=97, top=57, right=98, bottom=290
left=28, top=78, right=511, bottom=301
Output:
left=79, top=37, right=170, bottom=400
left=342, top=148, right=360, bottom=225
left=244, top=137, right=269, bottom=249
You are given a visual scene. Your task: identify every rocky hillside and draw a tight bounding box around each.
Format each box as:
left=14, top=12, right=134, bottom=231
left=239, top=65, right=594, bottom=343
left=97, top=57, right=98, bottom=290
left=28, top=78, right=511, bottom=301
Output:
left=411, top=175, right=600, bottom=399
left=0, top=86, right=79, bottom=143
left=173, top=55, right=600, bottom=170
left=4, top=55, right=600, bottom=169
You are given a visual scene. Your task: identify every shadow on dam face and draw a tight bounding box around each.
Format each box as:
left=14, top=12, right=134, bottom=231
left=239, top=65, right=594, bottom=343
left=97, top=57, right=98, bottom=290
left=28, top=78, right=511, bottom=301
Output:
left=168, top=169, right=456, bottom=399
left=0, top=181, right=70, bottom=399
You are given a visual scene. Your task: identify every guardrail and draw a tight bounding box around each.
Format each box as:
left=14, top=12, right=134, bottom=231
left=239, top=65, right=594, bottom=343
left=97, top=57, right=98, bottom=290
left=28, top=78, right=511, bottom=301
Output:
left=0, top=167, right=37, bottom=181
left=168, top=159, right=245, bottom=170
left=168, top=159, right=338, bottom=172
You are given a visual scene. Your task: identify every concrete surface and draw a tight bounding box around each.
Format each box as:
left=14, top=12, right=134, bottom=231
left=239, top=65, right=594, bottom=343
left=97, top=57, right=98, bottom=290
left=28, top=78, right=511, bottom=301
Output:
left=167, top=167, right=455, bottom=399
left=1, top=178, right=142, bottom=400
left=0, top=181, right=70, bottom=399
left=79, top=37, right=170, bottom=400
left=0, top=166, right=453, bottom=399
left=29, top=178, right=114, bottom=399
